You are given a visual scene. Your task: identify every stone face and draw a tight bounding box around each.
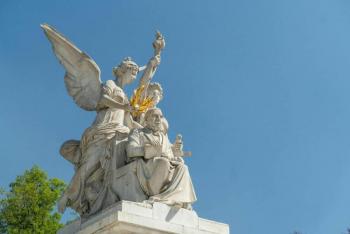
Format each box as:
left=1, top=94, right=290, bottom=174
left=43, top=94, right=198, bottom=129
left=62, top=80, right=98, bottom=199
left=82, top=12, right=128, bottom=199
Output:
left=58, top=201, right=229, bottom=234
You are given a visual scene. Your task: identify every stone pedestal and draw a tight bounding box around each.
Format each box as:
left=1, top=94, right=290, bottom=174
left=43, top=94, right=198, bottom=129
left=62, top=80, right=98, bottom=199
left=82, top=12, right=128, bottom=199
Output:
left=58, top=201, right=229, bottom=234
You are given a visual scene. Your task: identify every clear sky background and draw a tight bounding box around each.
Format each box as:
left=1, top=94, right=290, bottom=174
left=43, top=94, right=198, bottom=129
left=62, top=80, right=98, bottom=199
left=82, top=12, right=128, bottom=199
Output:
left=1, top=0, right=350, bottom=233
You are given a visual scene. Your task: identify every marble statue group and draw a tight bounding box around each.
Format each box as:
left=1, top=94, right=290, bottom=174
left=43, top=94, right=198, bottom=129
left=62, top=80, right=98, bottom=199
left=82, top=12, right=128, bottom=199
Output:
left=41, top=24, right=197, bottom=218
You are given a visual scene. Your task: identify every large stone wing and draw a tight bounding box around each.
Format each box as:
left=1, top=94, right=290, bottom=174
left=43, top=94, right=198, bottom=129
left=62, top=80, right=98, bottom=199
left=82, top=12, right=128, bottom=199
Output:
left=41, top=24, right=102, bottom=111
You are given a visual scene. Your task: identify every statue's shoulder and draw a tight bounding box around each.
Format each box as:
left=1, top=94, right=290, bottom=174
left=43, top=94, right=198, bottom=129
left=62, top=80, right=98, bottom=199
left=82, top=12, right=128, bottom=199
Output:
left=104, top=80, right=118, bottom=89
left=103, top=80, right=124, bottom=96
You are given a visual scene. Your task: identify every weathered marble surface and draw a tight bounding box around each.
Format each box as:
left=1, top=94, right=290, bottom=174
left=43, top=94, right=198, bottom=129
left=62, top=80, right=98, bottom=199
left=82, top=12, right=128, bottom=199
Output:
left=58, top=201, right=230, bottom=234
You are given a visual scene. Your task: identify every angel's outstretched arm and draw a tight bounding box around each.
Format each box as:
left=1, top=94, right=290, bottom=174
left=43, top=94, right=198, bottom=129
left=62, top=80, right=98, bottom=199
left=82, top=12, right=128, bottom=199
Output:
left=138, top=55, right=161, bottom=89
left=138, top=31, right=165, bottom=98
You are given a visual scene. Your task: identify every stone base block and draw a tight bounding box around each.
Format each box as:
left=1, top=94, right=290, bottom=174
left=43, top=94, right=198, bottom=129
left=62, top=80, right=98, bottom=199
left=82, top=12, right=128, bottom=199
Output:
left=58, top=201, right=229, bottom=234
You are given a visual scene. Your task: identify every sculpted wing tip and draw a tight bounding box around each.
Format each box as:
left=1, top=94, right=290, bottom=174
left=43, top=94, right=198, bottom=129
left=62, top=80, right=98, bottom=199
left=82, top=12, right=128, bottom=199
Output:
left=41, top=23, right=102, bottom=111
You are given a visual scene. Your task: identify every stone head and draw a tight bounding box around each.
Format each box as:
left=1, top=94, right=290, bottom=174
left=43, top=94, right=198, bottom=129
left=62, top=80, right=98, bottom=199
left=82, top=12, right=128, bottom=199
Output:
left=147, top=82, right=163, bottom=106
left=145, top=108, right=163, bottom=132
left=113, top=57, right=139, bottom=85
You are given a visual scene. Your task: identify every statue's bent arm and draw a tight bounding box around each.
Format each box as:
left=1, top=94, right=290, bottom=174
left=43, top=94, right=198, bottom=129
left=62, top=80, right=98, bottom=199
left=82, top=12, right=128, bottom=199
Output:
left=125, top=112, right=143, bottom=129
left=98, top=80, right=130, bottom=111
left=126, top=129, right=145, bottom=158
left=99, top=94, right=130, bottom=111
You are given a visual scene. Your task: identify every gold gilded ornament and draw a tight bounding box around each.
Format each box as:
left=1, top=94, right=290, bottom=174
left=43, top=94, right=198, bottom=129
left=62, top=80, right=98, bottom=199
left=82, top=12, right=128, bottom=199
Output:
left=130, top=85, right=154, bottom=118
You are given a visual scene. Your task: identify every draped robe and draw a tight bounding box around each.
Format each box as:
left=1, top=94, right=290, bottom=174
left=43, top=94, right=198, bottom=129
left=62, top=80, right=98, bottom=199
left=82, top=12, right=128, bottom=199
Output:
left=126, top=128, right=197, bottom=207
left=60, top=80, right=130, bottom=216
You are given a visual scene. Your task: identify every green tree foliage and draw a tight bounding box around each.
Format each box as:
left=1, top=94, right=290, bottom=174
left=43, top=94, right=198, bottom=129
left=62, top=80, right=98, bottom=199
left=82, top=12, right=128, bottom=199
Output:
left=0, top=166, right=66, bottom=234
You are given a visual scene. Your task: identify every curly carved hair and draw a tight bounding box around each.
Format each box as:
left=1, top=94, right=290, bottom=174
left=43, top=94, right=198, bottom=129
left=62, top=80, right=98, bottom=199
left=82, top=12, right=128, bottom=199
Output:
left=147, top=82, right=163, bottom=100
left=112, top=57, right=138, bottom=78
left=144, top=107, right=162, bottom=122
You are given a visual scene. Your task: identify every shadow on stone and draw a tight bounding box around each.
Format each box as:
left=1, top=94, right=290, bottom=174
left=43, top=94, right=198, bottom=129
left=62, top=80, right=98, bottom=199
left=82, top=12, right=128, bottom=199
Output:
left=165, top=206, right=181, bottom=222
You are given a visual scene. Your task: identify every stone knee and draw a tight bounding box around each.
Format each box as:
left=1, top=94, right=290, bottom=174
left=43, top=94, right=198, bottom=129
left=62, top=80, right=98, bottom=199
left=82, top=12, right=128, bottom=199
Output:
left=149, top=158, right=171, bottom=194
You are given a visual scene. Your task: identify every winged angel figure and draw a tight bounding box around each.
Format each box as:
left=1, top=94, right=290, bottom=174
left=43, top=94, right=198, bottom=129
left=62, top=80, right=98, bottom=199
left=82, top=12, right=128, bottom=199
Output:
left=41, top=24, right=165, bottom=216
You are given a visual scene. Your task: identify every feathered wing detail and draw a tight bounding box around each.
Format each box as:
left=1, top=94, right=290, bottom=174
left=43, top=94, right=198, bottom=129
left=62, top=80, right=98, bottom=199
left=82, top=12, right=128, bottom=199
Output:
left=41, top=24, right=102, bottom=111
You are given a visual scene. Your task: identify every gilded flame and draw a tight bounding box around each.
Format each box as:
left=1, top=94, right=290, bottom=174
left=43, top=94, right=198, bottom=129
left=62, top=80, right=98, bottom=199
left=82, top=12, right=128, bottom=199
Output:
left=130, top=85, right=154, bottom=118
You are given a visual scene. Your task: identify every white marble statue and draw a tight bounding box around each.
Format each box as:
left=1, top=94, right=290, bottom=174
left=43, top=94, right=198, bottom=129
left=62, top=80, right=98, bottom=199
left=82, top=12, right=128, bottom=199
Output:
left=42, top=24, right=196, bottom=218
left=41, top=24, right=163, bottom=217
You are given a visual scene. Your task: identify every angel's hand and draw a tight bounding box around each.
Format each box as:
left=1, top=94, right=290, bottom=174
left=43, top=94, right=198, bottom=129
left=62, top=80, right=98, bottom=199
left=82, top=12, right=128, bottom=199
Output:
left=123, top=103, right=133, bottom=112
left=150, top=55, right=161, bottom=67
left=153, top=31, right=165, bottom=54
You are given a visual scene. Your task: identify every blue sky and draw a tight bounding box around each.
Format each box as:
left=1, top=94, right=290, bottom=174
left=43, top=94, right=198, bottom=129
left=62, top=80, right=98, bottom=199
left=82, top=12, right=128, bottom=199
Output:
left=1, top=0, right=350, bottom=233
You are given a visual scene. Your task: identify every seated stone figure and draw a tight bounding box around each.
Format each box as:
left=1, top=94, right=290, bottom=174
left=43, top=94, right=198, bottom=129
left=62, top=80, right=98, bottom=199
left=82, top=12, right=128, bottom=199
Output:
left=126, top=108, right=197, bottom=209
